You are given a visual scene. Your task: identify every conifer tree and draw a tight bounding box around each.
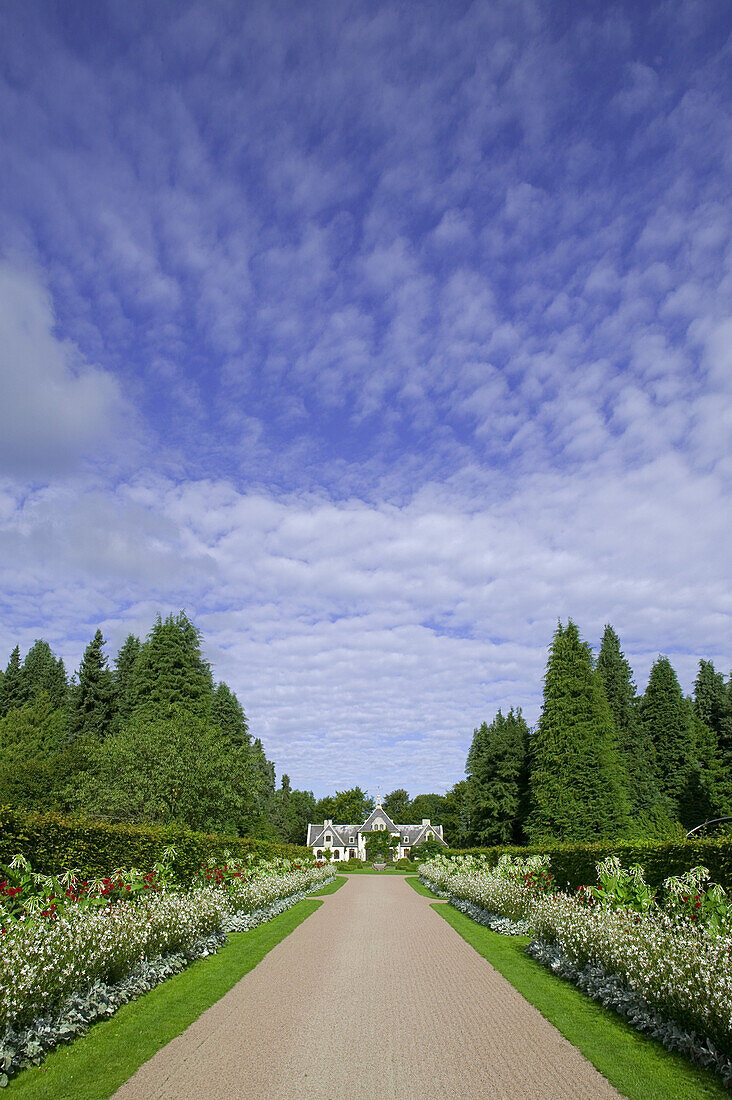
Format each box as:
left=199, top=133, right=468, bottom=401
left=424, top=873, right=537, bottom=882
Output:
left=596, top=625, right=666, bottom=826
left=113, top=634, right=141, bottom=728
left=641, top=656, right=697, bottom=818
left=21, top=641, right=68, bottom=709
left=466, top=708, right=529, bottom=845
left=0, top=646, right=24, bottom=716
left=130, top=612, right=214, bottom=719
left=68, top=630, right=116, bottom=742
left=273, top=773, right=293, bottom=838
left=527, top=621, right=630, bottom=842
left=212, top=682, right=250, bottom=749
left=694, top=660, right=732, bottom=756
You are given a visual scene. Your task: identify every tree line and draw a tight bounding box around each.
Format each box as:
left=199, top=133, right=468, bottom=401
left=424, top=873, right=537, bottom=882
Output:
left=0, top=613, right=315, bottom=843
left=463, top=622, right=732, bottom=845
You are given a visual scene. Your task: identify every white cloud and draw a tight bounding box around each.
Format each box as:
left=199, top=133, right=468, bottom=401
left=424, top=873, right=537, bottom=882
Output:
left=0, top=261, right=129, bottom=475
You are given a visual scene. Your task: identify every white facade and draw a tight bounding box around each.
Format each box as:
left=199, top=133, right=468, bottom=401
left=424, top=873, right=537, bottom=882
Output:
left=306, top=799, right=447, bottom=862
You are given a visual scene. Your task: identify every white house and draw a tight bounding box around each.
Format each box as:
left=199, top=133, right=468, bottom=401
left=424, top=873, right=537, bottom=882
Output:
left=307, top=798, right=448, bottom=862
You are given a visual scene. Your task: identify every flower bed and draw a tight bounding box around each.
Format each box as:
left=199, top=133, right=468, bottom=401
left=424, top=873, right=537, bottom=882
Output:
left=418, top=852, right=732, bottom=1083
left=0, top=851, right=332, bottom=1084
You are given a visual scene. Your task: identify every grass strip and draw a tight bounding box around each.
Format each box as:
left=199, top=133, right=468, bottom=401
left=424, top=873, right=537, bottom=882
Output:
left=433, top=901, right=727, bottom=1100
left=310, top=874, right=348, bottom=894
left=7, top=895, right=327, bottom=1100
left=404, top=875, right=440, bottom=896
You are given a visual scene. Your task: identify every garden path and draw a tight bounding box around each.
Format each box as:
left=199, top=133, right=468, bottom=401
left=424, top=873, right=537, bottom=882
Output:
left=113, top=874, right=621, bottom=1100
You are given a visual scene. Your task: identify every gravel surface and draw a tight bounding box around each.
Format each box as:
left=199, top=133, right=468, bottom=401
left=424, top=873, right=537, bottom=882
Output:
left=113, top=875, right=622, bottom=1099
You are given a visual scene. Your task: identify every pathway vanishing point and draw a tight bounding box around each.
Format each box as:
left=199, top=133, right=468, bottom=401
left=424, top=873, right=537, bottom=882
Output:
left=113, top=875, right=621, bottom=1099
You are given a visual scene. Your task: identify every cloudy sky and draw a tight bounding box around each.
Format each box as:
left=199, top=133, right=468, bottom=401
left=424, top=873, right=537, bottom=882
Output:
left=0, top=0, right=730, bottom=798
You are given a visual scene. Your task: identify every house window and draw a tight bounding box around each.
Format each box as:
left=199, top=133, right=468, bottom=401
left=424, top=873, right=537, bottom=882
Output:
left=349, top=837, right=355, bottom=843
left=325, top=834, right=331, bottom=842
left=403, top=836, right=409, bottom=843
left=333, top=851, right=340, bottom=860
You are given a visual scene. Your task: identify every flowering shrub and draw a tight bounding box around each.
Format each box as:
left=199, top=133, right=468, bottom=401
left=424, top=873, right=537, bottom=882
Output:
left=419, top=853, right=553, bottom=929
left=0, top=851, right=332, bottom=1082
left=420, top=852, right=732, bottom=1081
left=531, top=891, right=732, bottom=1068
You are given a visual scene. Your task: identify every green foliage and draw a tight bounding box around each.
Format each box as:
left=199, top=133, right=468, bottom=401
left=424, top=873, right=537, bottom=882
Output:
left=445, top=838, right=732, bottom=892
left=130, top=612, right=214, bottom=720
left=211, top=681, right=250, bottom=749
left=0, top=646, right=24, bottom=716
left=641, top=656, right=698, bottom=818
left=364, top=829, right=396, bottom=862
left=20, top=640, right=68, bottom=709
left=382, top=788, right=411, bottom=821
left=272, top=776, right=316, bottom=845
left=527, top=621, right=631, bottom=842
left=410, top=837, right=444, bottom=862
left=695, top=660, right=732, bottom=754
left=112, top=634, right=141, bottom=729
left=0, top=804, right=310, bottom=882
left=315, top=787, right=374, bottom=823
left=71, top=705, right=246, bottom=833
left=466, top=707, right=529, bottom=845
left=239, top=737, right=277, bottom=838
left=0, top=694, right=85, bottom=811
left=597, top=625, right=667, bottom=827
left=68, top=629, right=116, bottom=742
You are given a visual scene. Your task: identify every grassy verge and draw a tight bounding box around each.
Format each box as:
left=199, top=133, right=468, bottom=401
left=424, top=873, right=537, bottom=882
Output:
left=404, top=875, right=440, bottom=896
left=7, top=888, right=335, bottom=1100
left=431, top=901, right=727, bottom=1100
left=340, top=866, right=417, bottom=874
left=311, top=874, right=348, bottom=894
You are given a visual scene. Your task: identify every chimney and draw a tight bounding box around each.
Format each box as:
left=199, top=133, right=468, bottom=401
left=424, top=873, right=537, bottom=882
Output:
left=422, top=819, right=430, bottom=826
left=324, top=819, right=332, bottom=827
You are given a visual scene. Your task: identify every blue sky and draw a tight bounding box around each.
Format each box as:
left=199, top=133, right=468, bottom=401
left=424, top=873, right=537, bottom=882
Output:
left=0, top=0, right=730, bottom=798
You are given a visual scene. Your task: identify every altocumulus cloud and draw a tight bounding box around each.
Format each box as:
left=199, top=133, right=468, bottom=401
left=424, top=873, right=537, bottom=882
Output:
left=0, top=0, right=730, bottom=794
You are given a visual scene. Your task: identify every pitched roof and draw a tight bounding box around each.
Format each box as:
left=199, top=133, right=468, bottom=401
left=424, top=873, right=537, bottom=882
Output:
left=307, top=814, right=447, bottom=847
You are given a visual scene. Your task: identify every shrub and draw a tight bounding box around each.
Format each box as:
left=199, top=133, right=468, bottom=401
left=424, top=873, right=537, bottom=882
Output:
left=0, top=805, right=310, bottom=883
left=446, top=838, right=732, bottom=891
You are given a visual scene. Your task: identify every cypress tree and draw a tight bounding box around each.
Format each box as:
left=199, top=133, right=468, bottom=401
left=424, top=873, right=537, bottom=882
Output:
left=212, top=682, right=250, bottom=749
left=641, top=656, right=697, bottom=818
left=0, top=646, right=24, bottom=716
left=527, top=621, right=630, bottom=842
left=130, top=612, right=214, bottom=719
left=21, top=641, right=68, bottom=709
left=467, top=708, right=529, bottom=845
left=694, top=660, right=732, bottom=756
left=113, top=634, right=142, bottom=728
left=69, top=630, right=116, bottom=741
left=596, top=625, right=665, bottom=825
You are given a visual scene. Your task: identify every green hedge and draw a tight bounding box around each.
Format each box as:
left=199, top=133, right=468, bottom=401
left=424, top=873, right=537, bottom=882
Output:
left=446, top=839, right=732, bottom=892
left=0, top=805, right=311, bottom=881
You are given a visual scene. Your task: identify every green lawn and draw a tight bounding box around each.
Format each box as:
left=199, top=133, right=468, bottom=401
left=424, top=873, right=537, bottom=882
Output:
left=405, top=879, right=727, bottom=1100
left=7, top=876, right=347, bottom=1100
left=340, top=865, right=418, bottom=874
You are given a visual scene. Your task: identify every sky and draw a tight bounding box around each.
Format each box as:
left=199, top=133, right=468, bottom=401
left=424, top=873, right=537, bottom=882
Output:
left=0, top=0, right=730, bottom=799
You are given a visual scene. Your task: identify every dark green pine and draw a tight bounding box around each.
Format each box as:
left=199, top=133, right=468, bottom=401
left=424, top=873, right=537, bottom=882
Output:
left=20, top=640, right=68, bottom=709
left=69, top=629, right=116, bottom=741
left=130, top=612, right=214, bottom=719
left=641, top=656, right=697, bottom=817
left=694, top=659, right=732, bottom=756
left=526, top=621, right=631, bottom=842
left=0, top=646, right=24, bottom=716
left=113, top=634, right=142, bottom=728
left=596, top=625, right=665, bottom=823
left=467, top=707, right=529, bottom=845
left=212, top=681, right=250, bottom=749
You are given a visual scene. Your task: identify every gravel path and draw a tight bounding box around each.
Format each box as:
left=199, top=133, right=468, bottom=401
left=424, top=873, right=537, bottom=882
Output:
left=113, top=875, right=622, bottom=1100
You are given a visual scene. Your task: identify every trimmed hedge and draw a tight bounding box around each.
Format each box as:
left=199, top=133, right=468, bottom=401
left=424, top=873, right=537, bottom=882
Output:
left=446, top=839, right=732, bottom=892
left=0, top=805, right=311, bottom=881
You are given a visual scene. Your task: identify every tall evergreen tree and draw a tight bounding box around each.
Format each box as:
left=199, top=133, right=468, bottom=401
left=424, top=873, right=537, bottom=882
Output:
left=273, top=773, right=293, bottom=838
left=596, top=625, right=667, bottom=827
left=21, top=641, right=68, bottom=709
left=694, top=660, right=732, bottom=756
left=130, top=613, right=214, bottom=718
left=286, top=788, right=317, bottom=845
left=113, top=634, right=141, bottom=728
left=212, top=682, right=250, bottom=749
left=527, top=621, right=631, bottom=842
left=239, top=737, right=278, bottom=838
left=641, top=656, right=697, bottom=819
left=382, top=789, right=411, bottom=821
left=0, top=646, right=24, bottom=716
left=68, top=630, right=116, bottom=742
left=466, top=708, right=529, bottom=845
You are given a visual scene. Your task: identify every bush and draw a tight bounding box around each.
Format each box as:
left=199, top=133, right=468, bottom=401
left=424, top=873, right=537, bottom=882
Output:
left=0, top=805, right=310, bottom=882
left=445, top=838, right=732, bottom=891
